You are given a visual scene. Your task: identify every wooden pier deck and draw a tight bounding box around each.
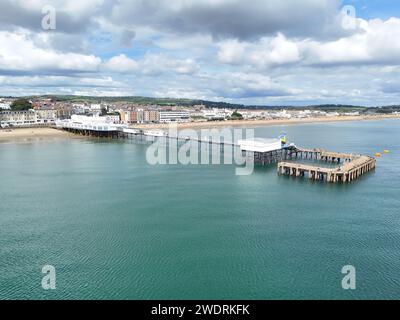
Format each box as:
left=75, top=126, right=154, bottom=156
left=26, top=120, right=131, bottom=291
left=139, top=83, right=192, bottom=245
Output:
left=277, top=149, right=376, bottom=183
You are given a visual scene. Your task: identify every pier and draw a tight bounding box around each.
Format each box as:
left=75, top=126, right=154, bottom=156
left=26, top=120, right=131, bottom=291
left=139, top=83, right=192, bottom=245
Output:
left=56, top=118, right=376, bottom=183
left=56, top=119, right=239, bottom=149
left=239, top=140, right=376, bottom=183
left=277, top=150, right=376, bottom=183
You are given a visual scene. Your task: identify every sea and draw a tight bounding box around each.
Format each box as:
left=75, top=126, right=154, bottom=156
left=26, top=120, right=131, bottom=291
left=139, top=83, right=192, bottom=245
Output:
left=0, top=119, right=399, bottom=299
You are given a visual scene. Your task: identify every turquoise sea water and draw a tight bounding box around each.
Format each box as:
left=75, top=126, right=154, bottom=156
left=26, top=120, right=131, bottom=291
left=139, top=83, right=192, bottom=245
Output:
left=0, top=119, right=399, bottom=300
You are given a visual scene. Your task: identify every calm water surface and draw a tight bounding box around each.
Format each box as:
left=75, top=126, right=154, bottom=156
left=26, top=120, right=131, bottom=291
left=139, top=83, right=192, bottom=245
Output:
left=0, top=119, right=399, bottom=299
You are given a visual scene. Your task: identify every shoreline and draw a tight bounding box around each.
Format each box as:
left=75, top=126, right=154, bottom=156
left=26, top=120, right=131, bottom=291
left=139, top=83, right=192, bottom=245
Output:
left=133, top=114, right=400, bottom=130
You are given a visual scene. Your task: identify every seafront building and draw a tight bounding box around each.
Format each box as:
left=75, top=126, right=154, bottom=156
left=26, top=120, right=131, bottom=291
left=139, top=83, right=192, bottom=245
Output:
left=159, top=111, right=190, bottom=123
left=201, top=108, right=231, bottom=120
left=0, top=108, right=73, bottom=127
left=119, top=109, right=157, bottom=124
left=0, top=110, right=37, bottom=126
left=35, top=109, right=58, bottom=124
left=118, top=109, right=189, bottom=124
left=144, top=110, right=160, bottom=123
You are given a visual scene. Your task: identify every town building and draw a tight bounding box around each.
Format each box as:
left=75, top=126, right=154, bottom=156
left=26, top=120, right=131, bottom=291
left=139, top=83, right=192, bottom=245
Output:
left=55, top=107, right=74, bottom=119
left=0, top=110, right=37, bottom=126
left=159, top=111, right=190, bottom=123
left=119, top=110, right=130, bottom=124
left=0, top=100, right=11, bottom=110
left=144, top=110, right=160, bottom=123
left=35, top=109, right=58, bottom=124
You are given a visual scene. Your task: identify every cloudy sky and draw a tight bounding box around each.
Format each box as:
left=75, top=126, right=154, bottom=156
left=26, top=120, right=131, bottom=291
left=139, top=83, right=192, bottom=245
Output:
left=1, top=0, right=400, bottom=105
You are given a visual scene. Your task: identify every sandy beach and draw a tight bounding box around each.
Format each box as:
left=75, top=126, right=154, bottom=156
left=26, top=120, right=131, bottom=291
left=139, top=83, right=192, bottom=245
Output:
left=0, top=127, right=73, bottom=141
left=133, top=114, right=400, bottom=130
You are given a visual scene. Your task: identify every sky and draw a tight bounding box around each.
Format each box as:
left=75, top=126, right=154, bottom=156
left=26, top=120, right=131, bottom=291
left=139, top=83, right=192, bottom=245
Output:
left=0, top=0, right=400, bottom=106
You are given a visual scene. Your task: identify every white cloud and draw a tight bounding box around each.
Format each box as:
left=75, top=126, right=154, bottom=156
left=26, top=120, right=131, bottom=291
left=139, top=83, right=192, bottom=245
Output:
left=197, top=72, right=300, bottom=99
left=104, top=54, right=199, bottom=75
left=0, top=75, right=120, bottom=87
left=0, top=30, right=101, bottom=74
left=217, top=40, right=246, bottom=65
left=217, top=18, right=400, bottom=69
left=103, top=54, right=138, bottom=73
left=305, top=18, right=400, bottom=66
left=140, top=54, right=199, bottom=75
left=252, top=34, right=301, bottom=66
left=218, top=34, right=301, bottom=68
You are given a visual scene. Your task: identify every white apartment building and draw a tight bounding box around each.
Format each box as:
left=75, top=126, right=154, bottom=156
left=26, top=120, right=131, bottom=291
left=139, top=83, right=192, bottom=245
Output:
left=0, top=110, right=37, bottom=126
left=241, top=111, right=266, bottom=120
left=201, top=108, right=228, bottom=120
left=159, top=111, right=190, bottom=123
left=35, top=109, right=58, bottom=124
